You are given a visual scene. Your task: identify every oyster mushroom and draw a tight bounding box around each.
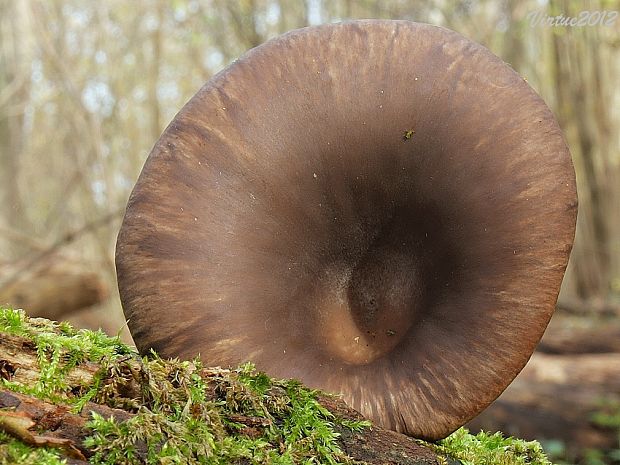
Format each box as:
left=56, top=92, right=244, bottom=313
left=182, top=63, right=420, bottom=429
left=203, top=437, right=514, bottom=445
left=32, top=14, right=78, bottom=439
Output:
left=116, top=20, right=577, bottom=440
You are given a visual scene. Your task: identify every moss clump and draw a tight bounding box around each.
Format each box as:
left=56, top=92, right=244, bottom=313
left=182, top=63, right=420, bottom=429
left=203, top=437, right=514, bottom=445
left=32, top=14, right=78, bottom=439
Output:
left=0, top=307, right=365, bottom=464
left=0, top=306, right=556, bottom=465
left=0, top=430, right=66, bottom=465
left=432, top=428, right=551, bottom=465
left=83, top=358, right=362, bottom=464
left=586, top=398, right=620, bottom=464
left=0, top=307, right=132, bottom=405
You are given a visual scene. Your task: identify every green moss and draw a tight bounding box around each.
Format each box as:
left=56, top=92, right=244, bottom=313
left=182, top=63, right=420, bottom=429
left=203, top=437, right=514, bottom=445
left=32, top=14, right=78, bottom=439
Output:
left=333, top=419, right=372, bottom=433
left=432, top=428, right=551, bottom=465
left=0, top=431, right=66, bottom=465
left=0, top=307, right=363, bottom=464
left=591, top=398, right=620, bottom=429
left=83, top=358, right=359, bottom=464
left=0, top=307, right=557, bottom=465
left=0, top=307, right=132, bottom=405
left=586, top=398, right=620, bottom=464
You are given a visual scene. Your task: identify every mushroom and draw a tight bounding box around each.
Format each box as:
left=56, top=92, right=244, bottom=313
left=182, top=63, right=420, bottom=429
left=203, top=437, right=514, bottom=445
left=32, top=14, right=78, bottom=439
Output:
left=116, top=20, right=577, bottom=440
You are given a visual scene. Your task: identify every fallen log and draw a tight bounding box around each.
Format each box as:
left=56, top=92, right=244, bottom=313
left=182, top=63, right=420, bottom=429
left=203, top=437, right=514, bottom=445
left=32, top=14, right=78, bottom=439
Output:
left=468, top=352, right=620, bottom=455
left=0, top=389, right=439, bottom=465
left=0, top=309, right=437, bottom=464
left=0, top=308, right=554, bottom=465
left=0, top=390, right=131, bottom=464
left=0, top=256, right=108, bottom=320
left=538, top=312, right=620, bottom=354
left=557, top=297, right=620, bottom=318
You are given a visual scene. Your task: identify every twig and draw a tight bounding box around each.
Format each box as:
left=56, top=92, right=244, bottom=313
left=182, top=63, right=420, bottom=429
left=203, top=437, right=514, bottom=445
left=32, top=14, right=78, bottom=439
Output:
left=0, top=227, right=47, bottom=252
left=0, top=209, right=124, bottom=290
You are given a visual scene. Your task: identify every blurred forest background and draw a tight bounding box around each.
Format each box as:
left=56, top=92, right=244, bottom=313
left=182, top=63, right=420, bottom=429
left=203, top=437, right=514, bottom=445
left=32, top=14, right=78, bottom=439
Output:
left=1, top=0, right=619, bottom=463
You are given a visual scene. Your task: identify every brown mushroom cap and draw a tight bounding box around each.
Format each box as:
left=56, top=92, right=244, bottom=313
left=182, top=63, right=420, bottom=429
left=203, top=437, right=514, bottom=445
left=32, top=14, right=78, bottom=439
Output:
left=116, top=20, right=577, bottom=440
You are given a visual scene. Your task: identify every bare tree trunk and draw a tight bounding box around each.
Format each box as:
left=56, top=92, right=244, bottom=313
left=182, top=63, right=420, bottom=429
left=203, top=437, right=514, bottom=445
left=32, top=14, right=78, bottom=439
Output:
left=548, top=0, right=619, bottom=303
left=148, top=1, right=163, bottom=142
left=0, top=0, right=33, bottom=255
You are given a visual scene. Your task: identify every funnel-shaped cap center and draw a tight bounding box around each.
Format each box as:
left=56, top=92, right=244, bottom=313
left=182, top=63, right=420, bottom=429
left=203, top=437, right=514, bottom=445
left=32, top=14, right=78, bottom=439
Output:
left=317, top=220, right=427, bottom=365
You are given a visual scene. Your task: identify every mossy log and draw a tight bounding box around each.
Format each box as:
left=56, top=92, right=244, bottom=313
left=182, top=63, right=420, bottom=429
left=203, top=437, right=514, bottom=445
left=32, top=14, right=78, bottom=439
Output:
left=0, top=390, right=128, bottom=464
left=0, top=388, right=437, bottom=465
left=0, top=309, right=553, bottom=465
left=0, top=313, right=437, bottom=464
